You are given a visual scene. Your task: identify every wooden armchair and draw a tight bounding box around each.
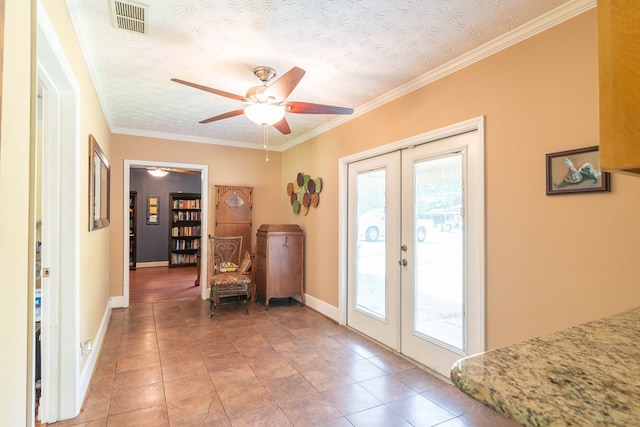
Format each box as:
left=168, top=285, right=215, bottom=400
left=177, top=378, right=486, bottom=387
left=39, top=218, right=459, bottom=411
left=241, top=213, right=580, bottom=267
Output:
left=208, top=235, right=251, bottom=318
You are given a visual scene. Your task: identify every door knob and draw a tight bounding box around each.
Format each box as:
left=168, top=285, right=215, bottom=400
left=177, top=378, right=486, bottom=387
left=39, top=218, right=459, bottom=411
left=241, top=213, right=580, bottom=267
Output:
left=400, top=245, right=407, bottom=252
left=399, top=259, right=408, bottom=267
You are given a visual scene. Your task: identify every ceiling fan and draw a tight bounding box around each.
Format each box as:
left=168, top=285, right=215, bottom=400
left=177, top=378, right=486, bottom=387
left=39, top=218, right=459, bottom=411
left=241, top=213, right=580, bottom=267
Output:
left=171, top=66, right=354, bottom=135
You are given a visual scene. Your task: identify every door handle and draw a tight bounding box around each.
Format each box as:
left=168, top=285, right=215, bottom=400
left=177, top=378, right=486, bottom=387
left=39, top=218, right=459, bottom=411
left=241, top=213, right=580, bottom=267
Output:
left=399, top=259, right=408, bottom=267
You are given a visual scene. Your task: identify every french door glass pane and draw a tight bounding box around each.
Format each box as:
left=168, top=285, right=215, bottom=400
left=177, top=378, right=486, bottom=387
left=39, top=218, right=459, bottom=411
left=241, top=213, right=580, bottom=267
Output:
left=355, top=169, right=386, bottom=319
left=414, top=153, right=464, bottom=350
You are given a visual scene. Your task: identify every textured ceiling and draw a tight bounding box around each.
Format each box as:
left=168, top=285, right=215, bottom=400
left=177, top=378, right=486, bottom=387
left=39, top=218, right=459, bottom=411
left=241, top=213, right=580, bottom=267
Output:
left=65, top=0, right=591, bottom=151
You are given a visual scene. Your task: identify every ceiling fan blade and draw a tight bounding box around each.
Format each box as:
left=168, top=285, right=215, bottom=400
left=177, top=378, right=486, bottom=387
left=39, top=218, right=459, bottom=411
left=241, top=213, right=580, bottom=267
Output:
left=171, top=78, right=245, bottom=102
left=265, top=67, right=306, bottom=101
left=199, top=109, right=245, bottom=124
left=286, top=101, right=354, bottom=115
left=272, top=117, right=292, bottom=135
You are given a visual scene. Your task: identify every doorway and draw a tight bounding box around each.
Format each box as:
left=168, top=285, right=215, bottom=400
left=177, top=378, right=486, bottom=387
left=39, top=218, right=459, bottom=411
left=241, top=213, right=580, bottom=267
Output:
left=342, top=119, right=485, bottom=378
left=128, top=166, right=204, bottom=304
left=36, top=8, right=82, bottom=423
left=122, top=160, right=210, bottom=308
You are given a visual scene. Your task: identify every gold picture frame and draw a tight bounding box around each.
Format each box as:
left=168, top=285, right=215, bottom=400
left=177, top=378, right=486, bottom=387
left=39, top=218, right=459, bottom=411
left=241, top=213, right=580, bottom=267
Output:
left=89, top=135, right=110, bottom=230
left=147, top=196, right=159, bottom=225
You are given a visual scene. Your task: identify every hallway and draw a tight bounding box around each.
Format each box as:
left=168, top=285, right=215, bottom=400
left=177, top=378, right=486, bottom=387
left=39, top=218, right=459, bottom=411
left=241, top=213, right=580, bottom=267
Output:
left=49, top=293, right=517, bottom=426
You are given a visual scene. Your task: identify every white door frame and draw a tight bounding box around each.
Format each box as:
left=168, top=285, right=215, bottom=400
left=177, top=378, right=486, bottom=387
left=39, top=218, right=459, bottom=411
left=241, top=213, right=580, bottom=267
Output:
left=338, top=117, right=485, bottom=351
left=121, top=161, right=209, bottom=307
left=37, top=3, right=82, bottom=422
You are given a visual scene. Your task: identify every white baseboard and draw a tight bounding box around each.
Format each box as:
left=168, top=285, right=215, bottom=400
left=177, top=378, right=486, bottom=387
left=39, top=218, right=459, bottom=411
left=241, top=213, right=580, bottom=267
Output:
left=135, top=261, right=169, bottom=268
left=78, top=301, right=112, bottom=406
left=110, top=295, right=126, bottom=308
left=300, top=293, right=339, bottom=322
left=112, top=291, right=338, bottom=320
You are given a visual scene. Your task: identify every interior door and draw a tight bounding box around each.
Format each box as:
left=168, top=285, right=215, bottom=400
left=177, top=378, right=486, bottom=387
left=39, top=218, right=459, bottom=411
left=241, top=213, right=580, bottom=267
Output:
left=347, top=130, right=484, bottom=377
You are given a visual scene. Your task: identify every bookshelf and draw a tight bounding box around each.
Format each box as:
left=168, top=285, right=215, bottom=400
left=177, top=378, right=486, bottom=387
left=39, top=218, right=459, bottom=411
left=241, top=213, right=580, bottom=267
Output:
left=129, top=191, right=137, bottom=270
left=169, top=192, right=201, bottom=267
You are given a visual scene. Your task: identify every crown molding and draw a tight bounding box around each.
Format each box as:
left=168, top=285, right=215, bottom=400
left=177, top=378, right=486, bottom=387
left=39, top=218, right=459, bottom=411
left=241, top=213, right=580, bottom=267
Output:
left=111, top=127, right=273, bottom=151
left=283, top=0, right=596, bottom=150
left=66, top=0, right=596, bottom=151
left=352, top=0, right=596, bottom=119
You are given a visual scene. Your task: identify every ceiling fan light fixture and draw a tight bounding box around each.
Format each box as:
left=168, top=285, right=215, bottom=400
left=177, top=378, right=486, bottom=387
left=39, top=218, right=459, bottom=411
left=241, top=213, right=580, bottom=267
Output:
left=244, top=103, right=286, bottom=126
left=147, top=168, right=169, bottom=177
left=246, top=85, right=275, bottom=103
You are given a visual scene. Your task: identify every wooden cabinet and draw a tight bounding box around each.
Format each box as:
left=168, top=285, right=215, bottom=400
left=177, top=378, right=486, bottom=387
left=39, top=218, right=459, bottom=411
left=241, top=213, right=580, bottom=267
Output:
left=215, top=185, right=253, bottom=252
left=129, top=191, right=137, bottom=270
left=598, top=0, right=640, bottom=175
left=169, top=192, right=201, bottom=267
left=255, top=224, right=304, bottom=309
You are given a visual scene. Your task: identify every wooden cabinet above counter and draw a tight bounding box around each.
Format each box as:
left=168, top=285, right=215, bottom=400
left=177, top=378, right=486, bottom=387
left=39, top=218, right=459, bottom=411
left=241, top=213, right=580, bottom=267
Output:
left=598, top=0, right=640, bottom=175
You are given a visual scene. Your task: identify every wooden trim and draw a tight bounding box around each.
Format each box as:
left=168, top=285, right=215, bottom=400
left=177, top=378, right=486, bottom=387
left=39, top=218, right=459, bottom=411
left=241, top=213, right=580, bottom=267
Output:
left=214, top=185, right=253, bottom=207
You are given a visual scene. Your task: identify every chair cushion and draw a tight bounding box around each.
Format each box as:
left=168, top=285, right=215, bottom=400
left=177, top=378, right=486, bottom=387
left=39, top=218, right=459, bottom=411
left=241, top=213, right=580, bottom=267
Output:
left=210, top=272, right=251, bottom=286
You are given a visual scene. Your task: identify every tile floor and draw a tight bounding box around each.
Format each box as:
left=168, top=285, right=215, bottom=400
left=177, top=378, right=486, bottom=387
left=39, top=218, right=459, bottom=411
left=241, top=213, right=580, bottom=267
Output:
left=51, top=298, right=519, bottom=426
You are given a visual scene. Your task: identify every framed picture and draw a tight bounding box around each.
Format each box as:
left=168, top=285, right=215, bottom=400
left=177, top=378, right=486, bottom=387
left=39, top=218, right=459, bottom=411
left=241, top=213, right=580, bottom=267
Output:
left=546, top=146, right=610, bottom=195
left=89, top=135, right=110, bottom=230
left=147, top=195, right=159, bottom=225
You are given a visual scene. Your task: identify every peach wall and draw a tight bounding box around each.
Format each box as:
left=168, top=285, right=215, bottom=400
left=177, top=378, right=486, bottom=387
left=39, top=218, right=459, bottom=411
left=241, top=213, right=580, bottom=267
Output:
left=283, top=10, right=640, bottom=349
left=109, top=134, right=283, bottom=298
left=8, top=3, right=632, bottom=426
left=0, top=0, right=33, bottom=423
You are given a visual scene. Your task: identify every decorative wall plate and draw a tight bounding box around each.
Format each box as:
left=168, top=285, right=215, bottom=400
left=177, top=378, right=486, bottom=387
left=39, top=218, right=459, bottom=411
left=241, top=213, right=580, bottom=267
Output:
left=287, top=172, right=323, bottom=215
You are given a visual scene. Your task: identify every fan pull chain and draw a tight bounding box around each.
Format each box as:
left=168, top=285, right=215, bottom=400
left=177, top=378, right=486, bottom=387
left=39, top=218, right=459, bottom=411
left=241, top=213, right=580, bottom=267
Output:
left=263, top=125, right=270, bottom=162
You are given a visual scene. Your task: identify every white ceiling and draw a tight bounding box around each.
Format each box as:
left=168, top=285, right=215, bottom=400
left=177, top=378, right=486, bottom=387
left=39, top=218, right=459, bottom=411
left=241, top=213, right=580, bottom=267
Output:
left=65, top=0, right=593, bottom=151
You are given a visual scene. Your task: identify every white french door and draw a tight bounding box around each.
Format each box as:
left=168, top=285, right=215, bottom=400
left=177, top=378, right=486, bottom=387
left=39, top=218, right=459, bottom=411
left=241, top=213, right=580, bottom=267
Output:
left=347, top=152, right=402, bottom=349
left=347, top=130, right=484, bottom=377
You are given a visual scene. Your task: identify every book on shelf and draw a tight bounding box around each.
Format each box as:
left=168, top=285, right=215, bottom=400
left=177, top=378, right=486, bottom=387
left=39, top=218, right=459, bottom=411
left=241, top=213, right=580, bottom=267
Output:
left=169, top=193, right=201, bottom=267
left=172, top=239, right=200, bottom=250
left=172, top=211, right=201, bottom=222
left=171, top=225, right=201, bottom=237
left=172, top=199, right=200, bottom=209
left=170, top=253, right=197, bottom=265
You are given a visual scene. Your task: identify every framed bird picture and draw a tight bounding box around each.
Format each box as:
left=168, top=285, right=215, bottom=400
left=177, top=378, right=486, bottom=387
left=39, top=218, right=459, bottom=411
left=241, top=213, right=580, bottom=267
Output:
left=546, top=146, right=610, bottom=195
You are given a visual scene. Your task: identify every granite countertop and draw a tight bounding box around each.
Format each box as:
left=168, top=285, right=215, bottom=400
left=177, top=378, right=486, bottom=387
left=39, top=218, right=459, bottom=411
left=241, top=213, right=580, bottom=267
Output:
left=451, top=307, right=640, bottom=426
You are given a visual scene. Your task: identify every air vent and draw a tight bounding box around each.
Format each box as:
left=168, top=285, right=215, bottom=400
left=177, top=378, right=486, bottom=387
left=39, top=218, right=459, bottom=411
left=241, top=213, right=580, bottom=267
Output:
left=110, top=0, right=148, bottom=34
